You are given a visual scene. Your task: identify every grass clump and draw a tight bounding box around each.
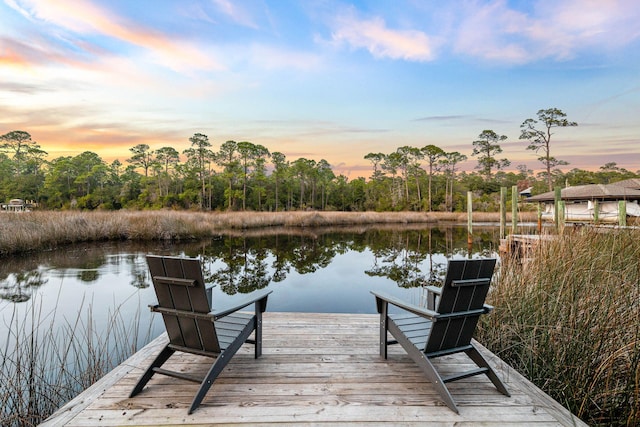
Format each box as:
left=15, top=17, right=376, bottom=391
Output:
left=0, top=296, right=149, bottom=427
left=479, top=227, right=640, bottom=426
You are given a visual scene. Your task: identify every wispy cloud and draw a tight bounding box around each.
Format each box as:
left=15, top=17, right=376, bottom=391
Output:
left=452, top=0, right=640, bottom=63
left=329, top=9, right=436, bottom=61
left=323, top=1, right=640, bottom=65
left=0, top=81, right=43, bottom=94
left=0, top=37, right=33, bottom=67
left=453, top=1, right=530, bottom=63
left=5, top=0, right=223, bottom=73
left=414, top=115, right=469, bottom=122
left=537, top=0, right=640, bottom=52
left=211, top=0, right=260, bottom=29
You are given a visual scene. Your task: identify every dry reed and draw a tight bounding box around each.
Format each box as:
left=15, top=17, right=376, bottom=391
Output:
left=0, top=295, right=149, bottom=427
left=0, top=210, right=535, bottom=257
left=479, top=227, right=640, bottom=426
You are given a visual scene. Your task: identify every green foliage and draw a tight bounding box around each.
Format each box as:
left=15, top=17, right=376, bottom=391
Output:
left=472, top=129, right=510, bottom=178
left=520, top=108, right=577, bottom=191
left=2, top=127, right=639, bottom=213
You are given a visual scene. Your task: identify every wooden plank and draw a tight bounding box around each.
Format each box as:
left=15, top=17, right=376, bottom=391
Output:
left=64, top=406, right=562, bottom=426
left=44, top=312, right=587, bottom=427
left=101, top=381, right=537, bottom=398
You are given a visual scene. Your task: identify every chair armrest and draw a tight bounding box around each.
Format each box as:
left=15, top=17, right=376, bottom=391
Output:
left=425, top=285, right=442, bottom=295
left=212, top=289, right=272, bottom=319
left=425, top=285, right=442, bottom=310
left=371, top=290, right=438, bottom=320
left=150, top=305, right=216, bottom=322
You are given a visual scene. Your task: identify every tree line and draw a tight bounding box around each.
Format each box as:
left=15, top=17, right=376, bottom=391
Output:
left=1, top=108, right=638, bottom=212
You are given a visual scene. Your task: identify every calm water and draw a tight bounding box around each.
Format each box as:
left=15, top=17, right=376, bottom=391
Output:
left=0, top=224, right=523, bottom=350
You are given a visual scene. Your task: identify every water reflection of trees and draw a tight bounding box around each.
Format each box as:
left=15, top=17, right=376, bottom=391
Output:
left=0, top=226, right=500, bottom=302
left=193, top=226, right=499, bottom=294
left=199, top=236, right=272, bottom=295
left=0, top=270, right=47, bottom=302
left=0, top=241, right=201, bottom=302
left=366, top=229, right=445, bottom=288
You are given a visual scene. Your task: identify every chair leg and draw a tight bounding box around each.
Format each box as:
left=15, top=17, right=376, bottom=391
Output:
left=387, top=320, right=459, bottom=413
left=254, top=312, right=262, bottom=359
left=466, top=345, right=510, bottom=397
left=413, top=351, right=460, bottom=414
left=379, top=303, right=389, bottom=359
left=188, top=319, right=257, bottom=414
left=129, top=345, right=174, bottom=398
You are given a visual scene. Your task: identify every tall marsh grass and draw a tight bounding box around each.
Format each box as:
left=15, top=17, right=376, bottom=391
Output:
left=479, top=227, right=640, bottom=426
left=0, top=296, right=150, bottom=427
left=0, top=210, right=534, bottom=257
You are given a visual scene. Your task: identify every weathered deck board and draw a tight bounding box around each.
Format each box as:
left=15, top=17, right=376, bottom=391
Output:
left=42, top=312, right=587, bottom=426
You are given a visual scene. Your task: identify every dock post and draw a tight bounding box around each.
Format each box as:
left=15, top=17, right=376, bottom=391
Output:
left=467, top=191, right=473, bottom=255
left=511, top=185, right=518, bottom=235
left=619, top=201, right=627, bottom=226
left=554, top=187, right=561, bottom=231
left=500, top=187, right=506, bottom=239
left=537, top=203, right=542, bottom=233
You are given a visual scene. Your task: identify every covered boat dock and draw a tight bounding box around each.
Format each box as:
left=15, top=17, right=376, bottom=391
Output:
left=526, top=183, right=640, bottom=224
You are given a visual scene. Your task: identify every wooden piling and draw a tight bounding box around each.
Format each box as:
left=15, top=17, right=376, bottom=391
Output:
left=537, top=203, right=542, bottom=233
left=619, top=200, right=627, bottom=226
left=554, top=187, right=561, bottom=231
left=467, top=191, right=473, bottom=253
left=500, top=187, right=506, bottom=239
left=511, top=185, right=518, bottom=235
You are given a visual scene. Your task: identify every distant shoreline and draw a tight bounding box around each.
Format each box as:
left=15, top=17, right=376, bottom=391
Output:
left=0, top=210, right=538, bottom=257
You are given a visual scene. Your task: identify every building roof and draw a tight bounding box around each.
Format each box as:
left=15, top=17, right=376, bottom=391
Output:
left=526, top=184, right=640, bottom=202
left=519, top=186, right=533, bottom=196
left=611, top=178, right=640, bottom=190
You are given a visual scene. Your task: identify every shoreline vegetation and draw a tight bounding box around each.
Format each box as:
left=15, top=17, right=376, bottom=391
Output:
left=480, top=227, right=640, bottom=426
left=1, top=297, right=149, bottom=427
left=0, top=210, right=537, bottom=257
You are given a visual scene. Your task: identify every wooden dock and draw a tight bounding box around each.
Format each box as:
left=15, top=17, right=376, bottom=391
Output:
left=499, top=234, right=556, bottom=258
left=42, top=312, right=587, bottom=426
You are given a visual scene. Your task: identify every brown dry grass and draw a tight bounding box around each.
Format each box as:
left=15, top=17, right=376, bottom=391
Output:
left=0, top=210, right=536, bottom=257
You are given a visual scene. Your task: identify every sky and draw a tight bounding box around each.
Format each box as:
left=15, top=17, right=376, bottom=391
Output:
left=1, top=0, right=640, bottom=179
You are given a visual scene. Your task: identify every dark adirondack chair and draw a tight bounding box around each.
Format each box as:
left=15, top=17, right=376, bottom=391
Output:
left=130, top=255, right=272, bottom=414
left=371, top=258, right=509, bottom=414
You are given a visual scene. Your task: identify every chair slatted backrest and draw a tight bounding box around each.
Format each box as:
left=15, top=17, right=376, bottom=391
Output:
left=147, top=255, right=221, bottom=354
left=424, top=258, right=496, bottom=354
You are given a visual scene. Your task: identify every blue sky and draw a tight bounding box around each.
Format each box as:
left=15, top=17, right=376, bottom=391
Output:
left=1, top=0, right=639, bottom=178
